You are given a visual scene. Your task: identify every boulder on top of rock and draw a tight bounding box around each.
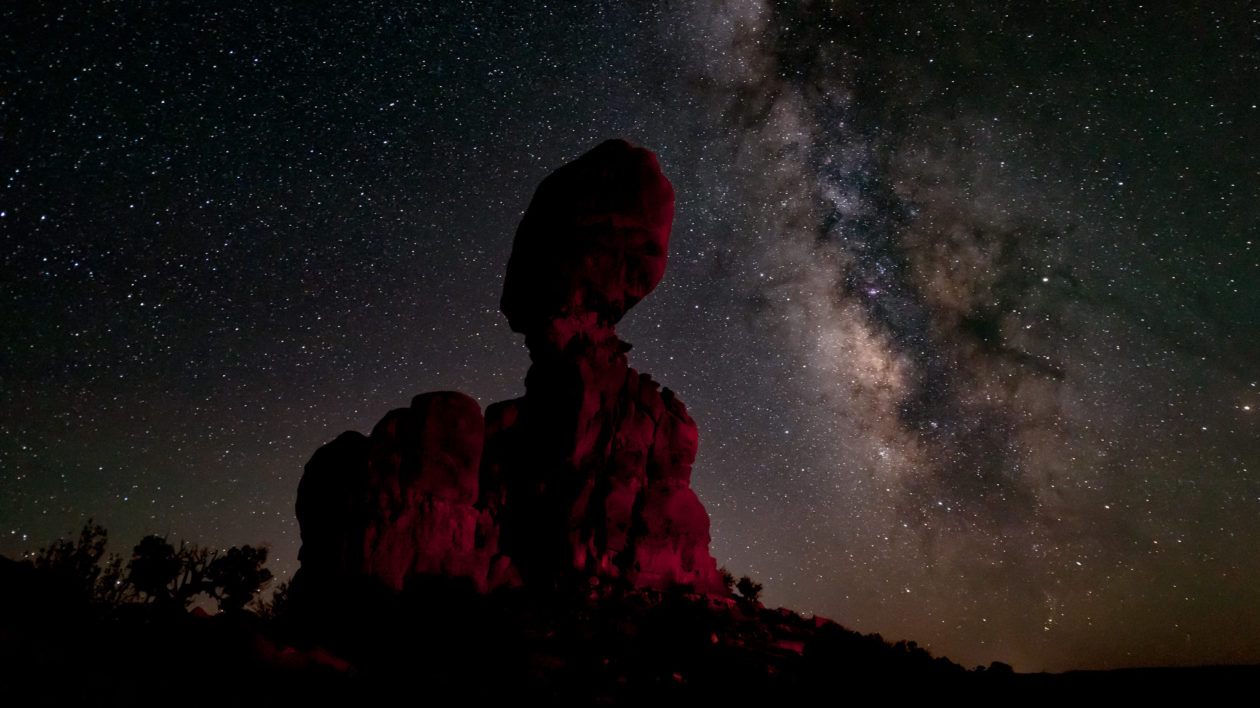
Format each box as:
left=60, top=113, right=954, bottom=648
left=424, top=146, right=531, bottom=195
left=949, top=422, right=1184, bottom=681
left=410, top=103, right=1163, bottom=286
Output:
left=500, top=139, right=675, bottom=349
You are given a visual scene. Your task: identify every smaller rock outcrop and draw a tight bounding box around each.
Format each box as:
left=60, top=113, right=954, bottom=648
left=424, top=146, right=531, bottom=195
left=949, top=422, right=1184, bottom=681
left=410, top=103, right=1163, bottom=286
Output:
left=295, top=391, right=509, bottom=593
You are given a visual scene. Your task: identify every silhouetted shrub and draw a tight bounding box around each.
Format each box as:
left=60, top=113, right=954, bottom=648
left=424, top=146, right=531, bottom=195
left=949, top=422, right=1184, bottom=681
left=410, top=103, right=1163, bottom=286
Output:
left=206, top=544, right=273, bottom=613
left=736, top=575, right=762, bottom=603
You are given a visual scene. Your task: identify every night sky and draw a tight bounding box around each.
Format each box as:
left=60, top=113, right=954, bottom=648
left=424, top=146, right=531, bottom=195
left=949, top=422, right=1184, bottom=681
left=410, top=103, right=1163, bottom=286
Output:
left=3, top=2, right=1257, bottom=673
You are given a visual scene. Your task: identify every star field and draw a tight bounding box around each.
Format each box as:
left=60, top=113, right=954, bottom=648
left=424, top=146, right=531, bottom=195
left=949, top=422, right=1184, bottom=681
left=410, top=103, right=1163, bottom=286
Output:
left=2, top=2, right=1257, bottom=672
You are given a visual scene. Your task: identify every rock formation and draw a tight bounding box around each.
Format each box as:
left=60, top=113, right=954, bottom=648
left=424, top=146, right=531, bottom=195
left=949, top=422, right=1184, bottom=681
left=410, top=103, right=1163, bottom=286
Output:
left=295, top=391, right=511, bottom=593
left=294, top=139, right=724, bottom=599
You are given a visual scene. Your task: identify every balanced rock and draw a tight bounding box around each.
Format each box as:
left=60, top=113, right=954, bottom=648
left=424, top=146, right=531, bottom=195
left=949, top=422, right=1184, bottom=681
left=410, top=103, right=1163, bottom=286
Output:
left=295, top=140, right=724, bottom=599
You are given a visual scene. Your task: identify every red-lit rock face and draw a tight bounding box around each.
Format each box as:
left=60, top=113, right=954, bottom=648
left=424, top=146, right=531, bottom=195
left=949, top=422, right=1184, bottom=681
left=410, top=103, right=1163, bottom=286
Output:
left=485, top=351, right=723, bottom=594
left=295, top=140, right=723, bottom=598
left=296, top=391, right=506, bottom=592
left=501, top=139, right=675, bottom=351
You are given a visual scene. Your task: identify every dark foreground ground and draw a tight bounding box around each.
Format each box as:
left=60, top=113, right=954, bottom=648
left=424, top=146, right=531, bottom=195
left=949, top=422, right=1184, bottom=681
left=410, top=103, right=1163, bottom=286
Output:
left=3, top=557, right=1254, bottom=705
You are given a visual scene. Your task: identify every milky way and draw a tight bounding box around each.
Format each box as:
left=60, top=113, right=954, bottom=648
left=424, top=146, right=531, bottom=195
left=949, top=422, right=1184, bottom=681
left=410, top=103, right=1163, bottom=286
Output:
left=2, top=2, right=1256, bottom=671
left=665, top=2, right=1259, bottom=670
